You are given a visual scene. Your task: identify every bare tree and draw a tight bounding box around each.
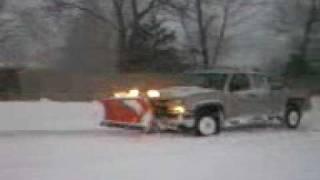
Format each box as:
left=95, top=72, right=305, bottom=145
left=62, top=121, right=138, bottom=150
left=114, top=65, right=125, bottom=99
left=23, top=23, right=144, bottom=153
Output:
left=0, top=0, right=16, bottom=45
left=163, top=0, right=263, bottom=69
left=195, top=0, right=211, bottom=68
left=273, top=0, right=320, bottom=60
left=51, top=0, right=175, bottom=72
left=162, top=0, right=218, bottom=68
left=0, top=0, right=28, bottom=63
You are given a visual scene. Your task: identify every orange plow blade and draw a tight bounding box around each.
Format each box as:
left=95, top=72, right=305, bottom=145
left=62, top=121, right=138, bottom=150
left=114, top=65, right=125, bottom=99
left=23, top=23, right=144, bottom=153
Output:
left=100, top=97, right=154, bottom=129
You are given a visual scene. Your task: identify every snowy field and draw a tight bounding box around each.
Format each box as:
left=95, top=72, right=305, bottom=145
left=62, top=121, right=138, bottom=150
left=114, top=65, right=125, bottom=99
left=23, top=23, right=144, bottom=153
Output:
left=0, top=97, right=320, bottom=180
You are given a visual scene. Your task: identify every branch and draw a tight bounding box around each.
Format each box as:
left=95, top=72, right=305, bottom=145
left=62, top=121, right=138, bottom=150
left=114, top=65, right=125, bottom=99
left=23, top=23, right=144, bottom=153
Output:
left=52, top=0, right=118, bottom=30
left=112, top=0, right=128, bottom=33
left=138, top=0, right=159, bottom=20
left=229, top=0, right=269, bottom=17
left=229, top=7, right=261, bottom=27
left=204, top=14, right=217, bottom=33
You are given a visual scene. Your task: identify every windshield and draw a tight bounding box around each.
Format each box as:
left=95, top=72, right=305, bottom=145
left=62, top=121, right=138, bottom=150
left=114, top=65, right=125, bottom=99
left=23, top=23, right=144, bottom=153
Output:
left=183, top=73, right=228, bottom=90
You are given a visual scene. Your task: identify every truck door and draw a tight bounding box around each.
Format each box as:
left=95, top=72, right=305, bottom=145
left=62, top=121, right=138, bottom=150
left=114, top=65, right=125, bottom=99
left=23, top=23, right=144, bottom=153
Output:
left=226, top=73, right=256, bottom=118
left=248, top=74, right=272, bottom=116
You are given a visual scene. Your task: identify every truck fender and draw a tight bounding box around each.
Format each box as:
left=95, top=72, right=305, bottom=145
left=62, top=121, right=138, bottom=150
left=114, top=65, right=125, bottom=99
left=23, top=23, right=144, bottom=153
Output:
left=193, top=101, right=224, bottom=120
left=286, top=98, right=306, bottom=109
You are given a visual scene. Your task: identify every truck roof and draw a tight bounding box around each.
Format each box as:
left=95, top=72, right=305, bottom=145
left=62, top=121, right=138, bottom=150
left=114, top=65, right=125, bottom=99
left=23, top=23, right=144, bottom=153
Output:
left=188, top=68, right=266, bottom=76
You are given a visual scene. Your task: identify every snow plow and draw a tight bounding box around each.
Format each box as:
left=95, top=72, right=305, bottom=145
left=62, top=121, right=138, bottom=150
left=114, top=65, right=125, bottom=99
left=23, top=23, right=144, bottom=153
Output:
left=100, top=69, right=310, bottom=136
left=100, top=89, right=157, bottom=132
left=100, top=88, right=188, bottom=133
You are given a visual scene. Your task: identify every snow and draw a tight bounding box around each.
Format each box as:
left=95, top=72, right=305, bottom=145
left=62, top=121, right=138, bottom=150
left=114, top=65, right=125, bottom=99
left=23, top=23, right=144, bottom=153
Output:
left=302, top=97, right=320, bottom=131
left=0, top=97, right=319, bottom=180
left=0, top=100, right=104, bottom=131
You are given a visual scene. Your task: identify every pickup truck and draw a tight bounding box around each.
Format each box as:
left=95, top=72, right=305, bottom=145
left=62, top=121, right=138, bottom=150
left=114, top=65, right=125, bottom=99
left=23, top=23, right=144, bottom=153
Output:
left=101, top=69, right=310, bottom=136
left=149, top=69, right=310, bottom=136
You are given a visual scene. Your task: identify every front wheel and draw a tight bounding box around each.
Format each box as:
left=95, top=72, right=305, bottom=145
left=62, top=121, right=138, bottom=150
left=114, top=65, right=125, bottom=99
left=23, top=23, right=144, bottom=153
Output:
left=196, top=115, right=220, bottom=136
left=284, top=107, right=302, bottom=129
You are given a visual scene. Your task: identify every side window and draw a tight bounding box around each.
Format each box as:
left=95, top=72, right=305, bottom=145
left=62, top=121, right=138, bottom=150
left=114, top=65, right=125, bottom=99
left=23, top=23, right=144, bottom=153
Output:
left=229, top=74, right=250, bottom=92
left=207, top=74, right=228, bottom=90
left=252, top=75, right=267, bottom=89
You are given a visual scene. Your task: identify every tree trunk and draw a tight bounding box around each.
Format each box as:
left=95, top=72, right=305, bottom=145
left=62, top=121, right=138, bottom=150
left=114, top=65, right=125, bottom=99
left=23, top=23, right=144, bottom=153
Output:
left=113, top=0, right=129, bottom=72
left=129, top=0, right=140, bottom=49
left=299, top=0, right=317, bottom=60
left=117, top=32, right=128, bottom=72
left=195, top=0, right=209, bottom=69
left=212, top=5, right=229, bottom=66
left=179, top=12, right=198, bottom=65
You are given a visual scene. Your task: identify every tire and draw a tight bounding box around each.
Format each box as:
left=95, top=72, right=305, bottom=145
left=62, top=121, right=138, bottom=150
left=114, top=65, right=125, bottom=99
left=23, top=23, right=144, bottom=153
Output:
left=195, top=114, right=220, bottom=136
left=284, top=106, right=301, bottom=129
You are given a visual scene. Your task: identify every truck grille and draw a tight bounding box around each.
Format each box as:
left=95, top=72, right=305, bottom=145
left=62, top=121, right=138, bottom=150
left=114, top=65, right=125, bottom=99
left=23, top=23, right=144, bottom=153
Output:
left=150, top=100, right=177, bottom=118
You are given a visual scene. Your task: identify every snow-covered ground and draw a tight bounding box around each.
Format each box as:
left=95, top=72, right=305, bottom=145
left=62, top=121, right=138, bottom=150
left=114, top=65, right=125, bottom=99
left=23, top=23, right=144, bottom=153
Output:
left=0, top=99, right=104, bottom=131
left=0, top=97, right=320, bottom=180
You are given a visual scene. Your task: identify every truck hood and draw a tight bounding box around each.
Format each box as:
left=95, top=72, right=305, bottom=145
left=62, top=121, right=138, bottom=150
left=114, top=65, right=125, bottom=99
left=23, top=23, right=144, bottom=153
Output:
left=159, top=86, right=215, bottom=99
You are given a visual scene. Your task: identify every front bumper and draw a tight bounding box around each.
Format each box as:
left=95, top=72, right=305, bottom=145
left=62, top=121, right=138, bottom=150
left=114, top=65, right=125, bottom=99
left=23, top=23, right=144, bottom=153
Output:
left=101, top=114, right=195, bottom=131
left=155, top=114, right=195, bottom=130
left=150, top=99, right=195, bottom=129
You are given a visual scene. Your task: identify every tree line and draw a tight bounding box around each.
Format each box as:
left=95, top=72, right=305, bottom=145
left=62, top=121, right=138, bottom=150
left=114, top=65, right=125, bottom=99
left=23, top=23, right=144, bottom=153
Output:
left=0, top=0, right=319, bottom=75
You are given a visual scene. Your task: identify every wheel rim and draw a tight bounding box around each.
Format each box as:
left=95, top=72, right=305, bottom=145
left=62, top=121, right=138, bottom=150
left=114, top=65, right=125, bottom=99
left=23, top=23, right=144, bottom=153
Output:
left=288, top=111, right=300, bottom=126
left=199, top=117, right=216, bottom=135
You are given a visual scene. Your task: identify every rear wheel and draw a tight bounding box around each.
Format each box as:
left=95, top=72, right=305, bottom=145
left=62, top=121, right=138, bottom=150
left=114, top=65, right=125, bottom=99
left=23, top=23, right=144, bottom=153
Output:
left=196, top=114, right=220, bottom=136
left=284, top=107, right=301, bottom=129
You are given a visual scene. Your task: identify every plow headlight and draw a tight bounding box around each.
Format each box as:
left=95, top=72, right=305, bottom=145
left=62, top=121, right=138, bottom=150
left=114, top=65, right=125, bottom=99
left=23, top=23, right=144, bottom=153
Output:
left=113, top=89, right=140, bottom=98
left=147, top=90, right=160, bottom=98
left=114, top=91, right=128, bottom=98
left=128, top=89, right=140, bottom=98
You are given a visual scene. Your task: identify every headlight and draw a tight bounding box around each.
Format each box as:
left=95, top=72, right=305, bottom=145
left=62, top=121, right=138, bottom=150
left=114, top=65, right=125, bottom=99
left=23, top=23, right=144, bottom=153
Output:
left=167, top=99, right=185, bottom=114
left=147, top=90, right=160, bottom=98
left=172, top=105, right=186, bottom=114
